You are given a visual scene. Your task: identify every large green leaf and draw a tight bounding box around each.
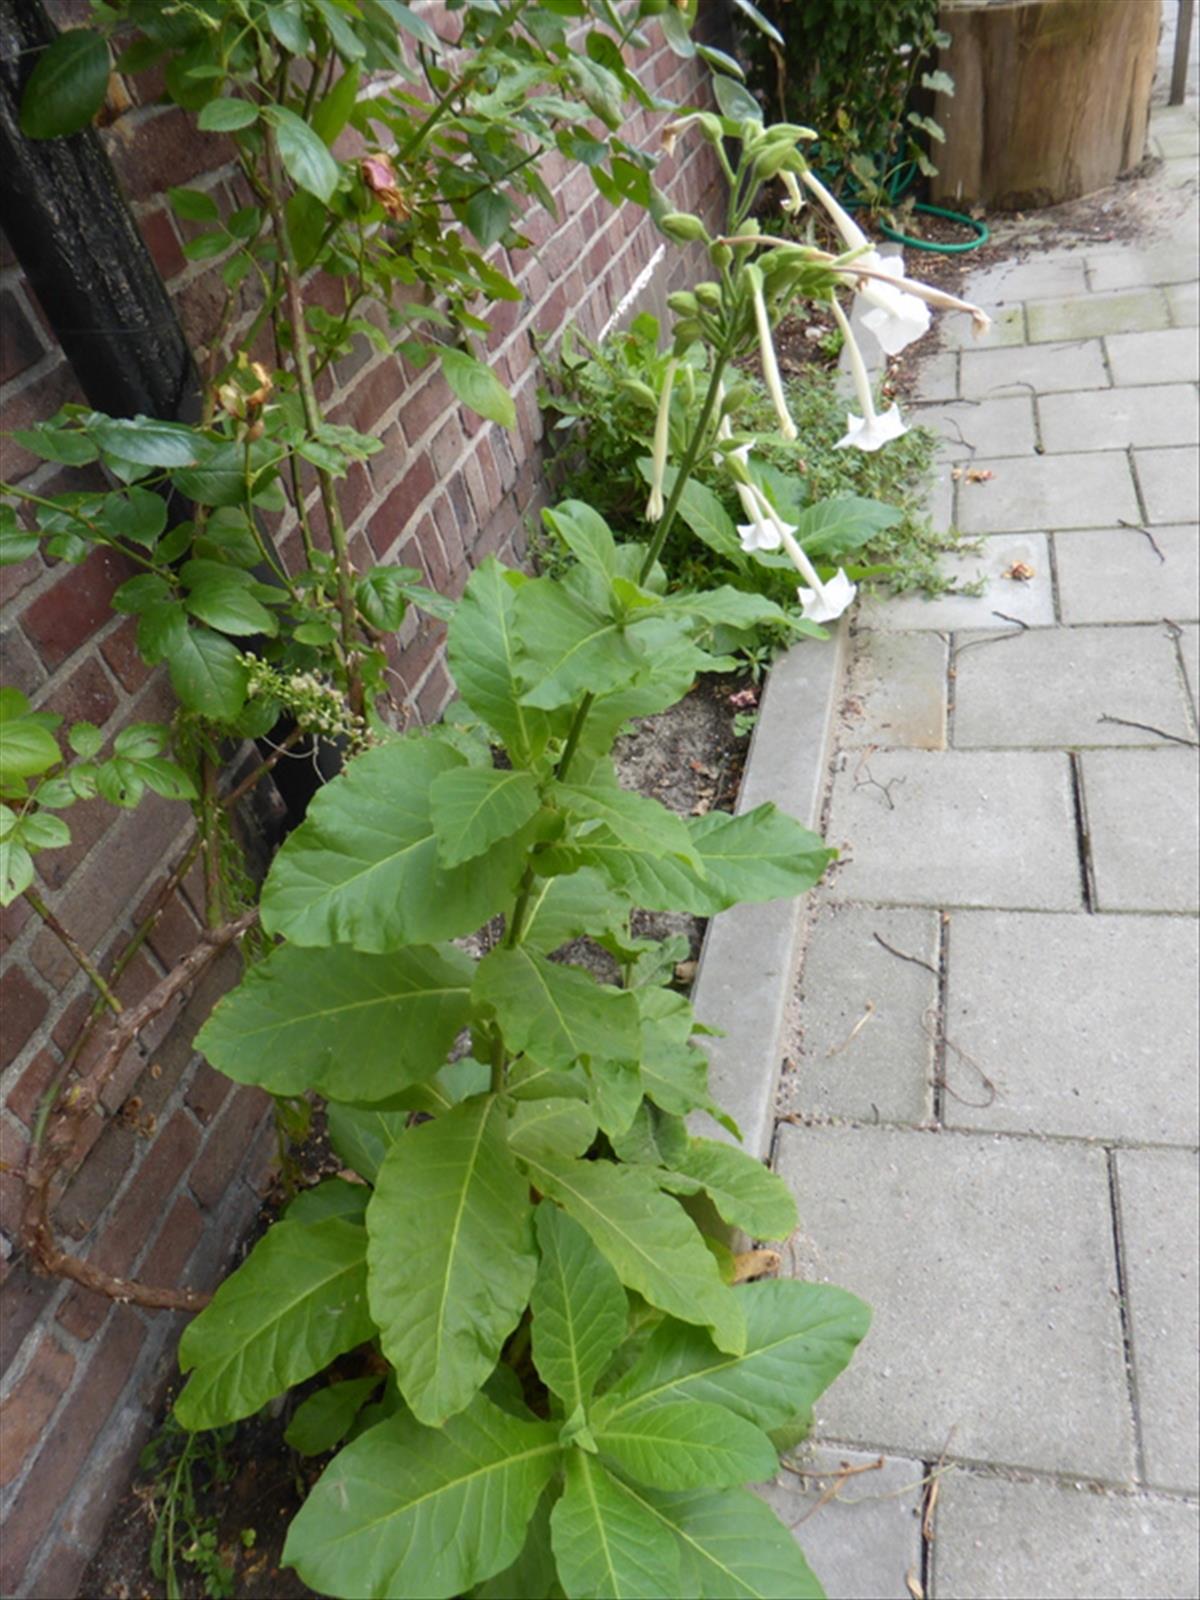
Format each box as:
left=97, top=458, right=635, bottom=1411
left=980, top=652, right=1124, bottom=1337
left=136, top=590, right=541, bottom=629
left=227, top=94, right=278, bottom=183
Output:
left=366, top=1096, right=537, bottom=1424
left=550, top=1451, right=681, bottom=1600
left=175, top=1218, right=375, bottom=1429
left=543, top=500, right=619, bottom=581
left=793, top=495, right=900, bottom=559
left=19, top=28, right=109, bottom=139
left=531, top=1205, right=627, bottom=1414
left=440, top=348, right=516, bottom=428
left=520, top=868, right=630, bottom=956
left=165, top=626, right=248, bottom=720
left=508, top=1098, right=598, bottom=1162
left=657, top=1142, right=798, bottom=1241
left=430, top=765, right=542, bottom=867
left=645, top=464, right=741, bottom=560
left=519, top=1154, right=744, bottom=1356
left=284, top=1376, right=381, bottom=1456
left=325, top=1105, right=409, bottom=1184
left=595, top=1280, right=871, bottom=1433
left=514, top=580, right=647, bottom=711
left=447, top=560, right=554, bottom=766
left=474, top=947, right=639, bottom=1071
left=595, top=1400, right=777, bottom=1491
left=630, top=1485, right=824, bottom=1599
left=283, top=1395, right=560, bottom=1599
left=689, top=806, right=833, bottom=907
left=261, top=737, right=529, bottom=949
left=266, top=105, right=340, bottom=201
left=196, top=942, right=474, bottom=1101
left=554, top=780, right=697, bottom=866
left=87, top=415, right=199, bottom=468
left=473, top=1486, right=562, bottom=1600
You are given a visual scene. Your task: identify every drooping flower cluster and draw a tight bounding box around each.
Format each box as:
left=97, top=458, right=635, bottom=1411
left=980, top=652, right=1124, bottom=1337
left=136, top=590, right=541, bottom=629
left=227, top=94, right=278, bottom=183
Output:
left=243, top=656, right=368, bottom=747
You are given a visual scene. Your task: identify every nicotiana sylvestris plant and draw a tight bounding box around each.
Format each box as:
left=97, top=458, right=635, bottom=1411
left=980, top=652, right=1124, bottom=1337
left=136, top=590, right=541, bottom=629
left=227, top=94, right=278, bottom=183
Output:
left=174, top=105, right=989, bottom=1600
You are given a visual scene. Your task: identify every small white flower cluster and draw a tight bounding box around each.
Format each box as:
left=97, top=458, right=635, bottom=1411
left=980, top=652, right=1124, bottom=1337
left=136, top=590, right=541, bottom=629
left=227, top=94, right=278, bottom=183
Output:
left=243, top=656, right=365, bottom=744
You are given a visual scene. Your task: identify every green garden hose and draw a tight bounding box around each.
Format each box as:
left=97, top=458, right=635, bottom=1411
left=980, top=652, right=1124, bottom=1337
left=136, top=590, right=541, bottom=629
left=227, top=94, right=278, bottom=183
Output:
left=877, top=202, right=989, bottom=253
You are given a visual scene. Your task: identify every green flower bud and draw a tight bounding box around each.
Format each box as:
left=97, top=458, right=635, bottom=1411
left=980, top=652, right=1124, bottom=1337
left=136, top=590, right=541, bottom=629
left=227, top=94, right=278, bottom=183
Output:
left=709, top=240, right=733, bottom=269
left=693, top=282, right=722, bottom=311
left=660, top=211, right=709, bottom=244
left=666, top=290, right=699, bottom=315
left=638, top=0, right=669, bottom=13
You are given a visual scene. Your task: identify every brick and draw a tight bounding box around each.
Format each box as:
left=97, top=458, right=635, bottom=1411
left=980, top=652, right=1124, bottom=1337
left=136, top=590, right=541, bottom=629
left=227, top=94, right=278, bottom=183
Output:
left=137, top=207, right=186, bottom=282
left=0, top=361, right=84, bottom=482
left=22, top=548, right=131, bottom=672
left=0, top=892, right=31, bottom=956
left=0, top=1334, right=76, bottom=1486
left=41, top=656, right=118, bottom=730
left=98, top=615, right=153, bottom=692
left=57, top=1109, right=200, bottom=1339
left=0, top=549, right=44, bottom=607
left=25, top=1539, right=90, bottom=1600
left=102, top=104, right=231, bottom=200
left=31, top=793, right=188, bottom=987
left=429, top=413, right=465, bottom=480
left=0, top=1263, right=56, bottom=1378
left=6, top=1049, right=60, bottom=1129
left=54, top=1120, right=139, bottom=1241
left=143, top=891, right=202, bottom=970
left=185, top=1060, right=231, bottom=1125
left=0, top=289, right=47, bottom=383
left=2, top=964, right=53, bottom=1073
left=188, top=1084, right=272, bottom=1210
left=0, top=1307, right=143, bottom=1595
left=33, top=794, right=115, bottom=890
left=343, top=357, right=403, bottom=436
left=136, top=1191, right=205, bottom=1290
left=400, top=369, right=454, bottom=446
left=0, top=624, right=47, bottom=696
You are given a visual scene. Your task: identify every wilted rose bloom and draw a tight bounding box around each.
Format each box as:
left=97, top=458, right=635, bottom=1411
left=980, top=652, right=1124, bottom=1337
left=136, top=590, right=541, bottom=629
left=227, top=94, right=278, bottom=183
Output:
left=361, top=154, right=411, bottom=220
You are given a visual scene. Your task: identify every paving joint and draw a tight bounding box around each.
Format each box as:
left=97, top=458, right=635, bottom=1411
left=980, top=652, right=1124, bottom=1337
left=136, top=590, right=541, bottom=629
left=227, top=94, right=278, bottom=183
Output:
left=1068, top=751, right=1098, bottom=911
left=1105, top=1147, right=1148, bottom=1484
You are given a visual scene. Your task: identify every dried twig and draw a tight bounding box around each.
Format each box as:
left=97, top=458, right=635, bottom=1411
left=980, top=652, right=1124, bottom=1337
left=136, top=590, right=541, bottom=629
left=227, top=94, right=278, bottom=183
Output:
left=853, top=751, right=905, bottom=811
left=826, top=1001, right=875, bottom=1057
left=1098, top=714, right=1198, bottom=748
left=923, top=1006, right=996, bottom=1108
left=873, top=932, right=938, bottom=977
left=951, top=614, right=1028, bottom=659
left=1118, top=517, right=1166, bottom=563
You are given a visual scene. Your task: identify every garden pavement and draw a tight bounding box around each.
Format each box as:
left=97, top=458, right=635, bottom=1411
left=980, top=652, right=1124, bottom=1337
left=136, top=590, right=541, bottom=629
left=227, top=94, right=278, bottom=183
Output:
left=759, top=98, right=1200, bottom=1600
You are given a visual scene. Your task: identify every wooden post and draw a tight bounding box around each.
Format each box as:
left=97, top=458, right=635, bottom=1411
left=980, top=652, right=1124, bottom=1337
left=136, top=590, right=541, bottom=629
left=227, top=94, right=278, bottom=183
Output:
left=932, top=0, right=1162, bottom=211
left=1171, top=0, right=1196, bottom=105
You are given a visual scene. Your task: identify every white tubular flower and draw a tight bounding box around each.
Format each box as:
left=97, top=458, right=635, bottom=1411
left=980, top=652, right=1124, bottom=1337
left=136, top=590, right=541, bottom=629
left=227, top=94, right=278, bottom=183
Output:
left=644, top=357, right=677, bottom=523
left=801, top=169, right=932, bottom=355
left=747, top=265, right=797, bottom=441
left=734, top=481, right=783, bottom=553
left=830, top=295, right=908, bottom=453
left=725, top=445, right=858, bottom=620
left=801, top=168, right=868, bottom=251
left=796, top=568, right=857, bottom=624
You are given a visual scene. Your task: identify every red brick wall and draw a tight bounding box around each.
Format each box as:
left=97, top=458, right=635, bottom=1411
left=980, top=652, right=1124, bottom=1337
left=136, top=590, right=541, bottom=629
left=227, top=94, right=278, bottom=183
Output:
left=0, top=12, right=725, bottom=1595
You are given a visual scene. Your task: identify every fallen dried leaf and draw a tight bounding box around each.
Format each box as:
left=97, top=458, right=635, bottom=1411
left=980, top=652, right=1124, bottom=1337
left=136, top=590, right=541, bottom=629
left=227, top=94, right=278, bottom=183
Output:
left=964, top=467, right=994, bottom=483
left=906, top=1567, right=925, bottom=1600
left=733, top=1248, right=781, bottom=1282
left=674, top=959, right=698, bottom=982
left=1003, top=561, right=1035, bottom=581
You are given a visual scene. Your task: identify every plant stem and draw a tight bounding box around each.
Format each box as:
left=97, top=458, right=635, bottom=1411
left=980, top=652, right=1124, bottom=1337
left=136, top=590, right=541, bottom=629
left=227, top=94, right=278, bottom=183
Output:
left=259, top=119, right=364, bottom=717
left=23, top=890, right=123, bottom=1015
left=638, top=347, right=733, bottom=584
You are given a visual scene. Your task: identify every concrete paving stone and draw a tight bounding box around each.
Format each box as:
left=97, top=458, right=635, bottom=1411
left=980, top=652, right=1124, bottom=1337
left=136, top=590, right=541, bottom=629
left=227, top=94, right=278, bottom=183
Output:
left=1166, top=279, right=1200, bottom=326
left=921, top=457, right=956, bottom=534
left=785, top=905, right=938, bottom=1125
left=856, top=534, right=1054, bottom=632
left=951, top=624, right=1192, bottom=748
left=940, top=303, right=1026, bottom=350
left=1055, top=527, right=1200, bottom=625
left=1134, top=446, right=1200, bottom=525
left=915, top=349, right=958, bottom=401
left=1161, top=155, right=1200, bottom=190
left=775, top=1125, right=1135, bottom=1476
left=954, top=451, right=1139, bottom=534
left=911, top=395, right=1036, bottom=461
left=825, top=749, right=1081, bottom=910
left=1087, top=243, right=1200, bottom=291
left=843, top=631, right=948, bottom=750
left=1180, top=623, right=1199, bottom=716
left=1106, top=327, right=1200, bottom=385
left=960, top=339, right=1109, bottom=399
left=1038, top=384, right=1199, bottom=453
left=1026, top=288, right=1172, bottom=343
left=1154, top=124, right=1200, bottom=160
left=759, top=1449, right=924, bottom=1600
left=1080, top=748, right=1200, bottom=912
left=931, top=1472, right=1200, bottom=1600
left=943, top=910, right=1200, bottom=1143
left=1115, top=1148, right=1200, bottom=1493
left=966, top=253, right=1090, bottom=306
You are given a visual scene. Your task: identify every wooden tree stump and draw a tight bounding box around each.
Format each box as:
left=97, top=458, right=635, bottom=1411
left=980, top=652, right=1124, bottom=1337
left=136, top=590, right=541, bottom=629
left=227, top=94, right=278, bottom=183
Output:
left=931, top=0, right=1161, bottom=211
